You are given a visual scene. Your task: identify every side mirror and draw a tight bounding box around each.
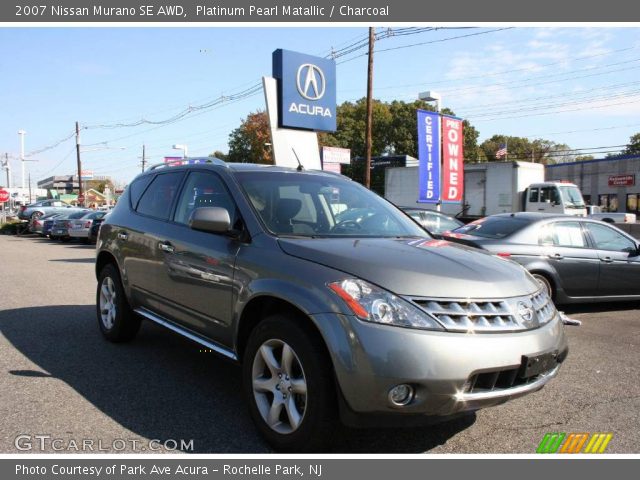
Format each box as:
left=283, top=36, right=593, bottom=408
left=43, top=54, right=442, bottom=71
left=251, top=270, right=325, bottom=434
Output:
left=189, top=207, right=231, bottom=234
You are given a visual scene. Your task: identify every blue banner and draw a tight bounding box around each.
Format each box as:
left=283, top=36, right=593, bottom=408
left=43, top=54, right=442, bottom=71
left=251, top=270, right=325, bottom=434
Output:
left=417, top=109, right=440, bottom=203
left=273, top=49, right=337, bottom=132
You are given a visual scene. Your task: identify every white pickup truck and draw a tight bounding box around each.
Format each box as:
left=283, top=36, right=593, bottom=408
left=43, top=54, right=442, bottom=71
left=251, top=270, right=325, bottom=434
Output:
left=588, top=210, right=637, bottom=224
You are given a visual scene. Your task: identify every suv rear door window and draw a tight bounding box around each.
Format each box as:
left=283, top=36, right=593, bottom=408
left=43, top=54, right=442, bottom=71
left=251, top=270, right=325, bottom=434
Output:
left=129, top=175, right=154, bottom=209
left=135, top=172, right=183, bottom=220
left=174, top=171, right=237, bottom=226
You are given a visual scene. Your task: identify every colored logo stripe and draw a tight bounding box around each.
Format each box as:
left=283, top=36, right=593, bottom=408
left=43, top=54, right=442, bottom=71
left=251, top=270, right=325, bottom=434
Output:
left=537, top=432, right=613, bottom=453
left=536, top=433, right=566, bottom=453
left=584, top=433, right=613, bottom=454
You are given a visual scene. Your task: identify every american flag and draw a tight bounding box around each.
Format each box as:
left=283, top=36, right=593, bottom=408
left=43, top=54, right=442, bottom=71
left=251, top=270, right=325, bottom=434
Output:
left=495, top=143, right=508, bottom=159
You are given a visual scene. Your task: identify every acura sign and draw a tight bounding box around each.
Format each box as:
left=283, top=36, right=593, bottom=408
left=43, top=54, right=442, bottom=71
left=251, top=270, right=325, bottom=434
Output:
left=273, top=49, right=337, bottom=132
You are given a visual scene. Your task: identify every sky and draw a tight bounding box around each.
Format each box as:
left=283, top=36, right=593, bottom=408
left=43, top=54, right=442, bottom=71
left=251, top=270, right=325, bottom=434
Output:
left=1, top=26, right=640, bottom=186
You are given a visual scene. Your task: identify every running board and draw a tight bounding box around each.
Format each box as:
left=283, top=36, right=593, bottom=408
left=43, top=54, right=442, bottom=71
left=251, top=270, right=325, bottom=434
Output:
left=135, top=307, right=238, bottom=361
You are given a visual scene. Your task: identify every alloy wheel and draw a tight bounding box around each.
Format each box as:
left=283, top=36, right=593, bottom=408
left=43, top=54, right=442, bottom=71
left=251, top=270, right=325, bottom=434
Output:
left=99, top=277, right=117, bottom=330
left=251, top=339, right=308, bottom=434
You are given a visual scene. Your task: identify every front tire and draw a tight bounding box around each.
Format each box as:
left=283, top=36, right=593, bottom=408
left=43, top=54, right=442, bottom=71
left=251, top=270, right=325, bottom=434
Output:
left=532, top=273, right=554, bottom=300
left=243, top=314, right=337, bottom=452
left=96, top=263, right=141, bottom=342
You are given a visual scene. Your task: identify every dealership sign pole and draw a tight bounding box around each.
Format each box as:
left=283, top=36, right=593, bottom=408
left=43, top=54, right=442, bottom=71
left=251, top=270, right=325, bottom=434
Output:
left=417, top=110, right=441, bottom=204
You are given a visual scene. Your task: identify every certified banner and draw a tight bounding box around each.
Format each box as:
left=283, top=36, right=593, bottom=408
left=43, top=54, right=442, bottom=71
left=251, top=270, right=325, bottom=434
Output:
left=417, top=110, right=440, bottom=203
left=441, top=116, right=464, bottom=202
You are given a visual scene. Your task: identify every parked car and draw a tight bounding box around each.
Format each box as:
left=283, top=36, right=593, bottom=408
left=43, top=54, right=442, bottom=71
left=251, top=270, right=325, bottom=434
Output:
left=42, top=214, right=65, bottom=238
left=50, top=210, right=91, bottom=241
left=68, top=211, right=107, bottom=242
left=589, top=211, right=637, bottom=224
left=31, top=212, right=61, bottom=235
left=96, top=159, right=567, bottom=451
left=401, top=207, right=464, bottom=238
left=18, top=199, right=76, bottom=221
left=442, top=212, right=640, bottom=304
left=88, top=213, right=109, bottom=244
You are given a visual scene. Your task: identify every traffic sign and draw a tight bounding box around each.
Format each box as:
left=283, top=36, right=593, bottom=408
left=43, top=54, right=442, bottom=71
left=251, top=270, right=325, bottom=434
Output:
left=77, top=194, right=85, bottom=204
left=0, top=189, right=9, bottom=203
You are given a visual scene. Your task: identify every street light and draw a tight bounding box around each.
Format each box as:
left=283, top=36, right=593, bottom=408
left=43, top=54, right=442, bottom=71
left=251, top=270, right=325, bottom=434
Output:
left=418, top=91, right=442, bottom=112
left=18, top=130, right=26, bottom=189
left=172, top=144, right=188, bottom=159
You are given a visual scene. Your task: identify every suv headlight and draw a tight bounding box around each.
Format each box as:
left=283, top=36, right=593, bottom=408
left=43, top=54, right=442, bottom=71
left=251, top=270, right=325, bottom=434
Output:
left=328, top=279, right=444, bottom=331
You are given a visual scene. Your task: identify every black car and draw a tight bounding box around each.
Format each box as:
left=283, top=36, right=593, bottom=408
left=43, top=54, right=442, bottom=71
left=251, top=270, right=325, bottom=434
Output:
left=88, top=213, right=109, bottom=244
left=401, top=207, right=463, bottom=238
left=442, top=212, right=640, bottom=304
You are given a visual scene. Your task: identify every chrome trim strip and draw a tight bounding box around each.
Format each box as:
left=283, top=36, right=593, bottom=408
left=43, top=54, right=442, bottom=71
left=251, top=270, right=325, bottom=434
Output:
left=135, top=307, right=238, bottom=361
left=458, top=365, right=560, bottom=402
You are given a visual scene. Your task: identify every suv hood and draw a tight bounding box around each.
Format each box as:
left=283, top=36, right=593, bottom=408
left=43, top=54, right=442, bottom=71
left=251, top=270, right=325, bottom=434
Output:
left=278, top=237, right=539, bottom=298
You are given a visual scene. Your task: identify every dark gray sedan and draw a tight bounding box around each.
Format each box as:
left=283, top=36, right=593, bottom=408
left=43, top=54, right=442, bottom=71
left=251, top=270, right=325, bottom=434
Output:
left=442, top=212, right=640, bottom=304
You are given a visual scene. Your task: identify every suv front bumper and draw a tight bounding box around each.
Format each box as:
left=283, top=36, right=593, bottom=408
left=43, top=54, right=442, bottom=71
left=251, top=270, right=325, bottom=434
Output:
left=311, top=312, right=568, bottom=422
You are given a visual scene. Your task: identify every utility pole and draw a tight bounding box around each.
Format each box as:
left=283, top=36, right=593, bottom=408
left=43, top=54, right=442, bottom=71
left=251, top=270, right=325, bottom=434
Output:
left=28, top=171, right=32, bottom=204
left=364, top=27, right=375, bottom=189
left=141, top=144, right=147, bottom=172
left=18, top=130, right=26, bottom=189
left=75, top=121, right=83, bottom=207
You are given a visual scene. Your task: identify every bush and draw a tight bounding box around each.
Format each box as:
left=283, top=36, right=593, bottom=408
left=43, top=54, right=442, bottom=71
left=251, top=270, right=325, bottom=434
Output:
left=0, top=221, right=23, bottom=235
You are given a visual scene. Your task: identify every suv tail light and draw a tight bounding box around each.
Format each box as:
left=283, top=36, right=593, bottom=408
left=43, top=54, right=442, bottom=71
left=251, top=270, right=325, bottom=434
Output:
left=84, top=221, right=92, bottom=228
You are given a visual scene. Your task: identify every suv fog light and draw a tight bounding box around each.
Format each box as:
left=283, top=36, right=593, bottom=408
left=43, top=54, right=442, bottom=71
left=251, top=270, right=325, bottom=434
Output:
left=388, top=384, right=414, bottom=406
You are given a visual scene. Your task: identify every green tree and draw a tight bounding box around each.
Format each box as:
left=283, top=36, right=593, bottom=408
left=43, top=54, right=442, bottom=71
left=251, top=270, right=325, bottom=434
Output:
left=227, top=110, right=273, bottom=164
left=574, top=155, right=594, bottom=161
left=210, top=150, right=228, bottom=161
left=622, top=132, right=640, bottom=155
left=479, top=135, right=574, bottom=164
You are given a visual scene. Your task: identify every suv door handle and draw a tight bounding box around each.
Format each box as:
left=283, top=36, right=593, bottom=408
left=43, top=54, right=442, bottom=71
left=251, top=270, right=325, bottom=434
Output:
left=601, top=256, right=614, bottom=263
left=549, top=253, right=563, bottom=260
left=158, top=242, right=175, bottom=253
left=117, top=232, right=128, bottom=241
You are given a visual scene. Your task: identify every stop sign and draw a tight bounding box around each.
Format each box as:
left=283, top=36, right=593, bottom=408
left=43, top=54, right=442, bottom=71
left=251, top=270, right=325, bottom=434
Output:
left=77, top=194, right=85, bottom=203
left=0, top=189, right=9, bottom=203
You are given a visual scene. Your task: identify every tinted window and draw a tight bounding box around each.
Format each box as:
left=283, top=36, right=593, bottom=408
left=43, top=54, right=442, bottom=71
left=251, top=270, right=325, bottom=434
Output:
left=544, top=222, right=586, bottom=248
left=585, top=223, right=636, bottom=252
left=129, top=175, right=154, bottom=209
left=452, top=217, right=528, bottom=239
left=174, top=171, right=237, bottom=226
left=528, top=187, right=539, bottom=203
left=136, top=173, right=183, bottom=220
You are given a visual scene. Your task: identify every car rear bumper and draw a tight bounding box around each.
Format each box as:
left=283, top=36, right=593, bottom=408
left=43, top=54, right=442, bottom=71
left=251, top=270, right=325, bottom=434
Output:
left=69, top=229, right=89, bottom=238
left=311, top=312, right=568, bottom=420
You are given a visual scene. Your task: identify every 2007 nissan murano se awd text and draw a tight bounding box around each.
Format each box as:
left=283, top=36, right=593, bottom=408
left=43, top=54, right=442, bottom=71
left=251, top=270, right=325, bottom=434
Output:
left=95, top=158, right=568, bottom=451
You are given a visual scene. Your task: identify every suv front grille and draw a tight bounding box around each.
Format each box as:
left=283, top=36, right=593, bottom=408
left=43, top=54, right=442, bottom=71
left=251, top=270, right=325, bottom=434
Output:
left=411, top=299, right=518, bottom=332
left=409, top=289, right=556, bottom=332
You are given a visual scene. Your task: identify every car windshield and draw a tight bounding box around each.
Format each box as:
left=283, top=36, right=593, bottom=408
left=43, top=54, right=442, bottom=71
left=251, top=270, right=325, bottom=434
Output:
left=235, top=171, right=427, bottom=238
left=559, top=186, right=585, bottom=208
left=451, top=216, right=529, bottom=239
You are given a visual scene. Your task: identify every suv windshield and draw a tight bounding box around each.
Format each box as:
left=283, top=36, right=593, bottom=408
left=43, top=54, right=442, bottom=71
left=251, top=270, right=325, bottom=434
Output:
left=235, top=171, right=426, bottom=238
left=558, top=185, right=585, bottom=208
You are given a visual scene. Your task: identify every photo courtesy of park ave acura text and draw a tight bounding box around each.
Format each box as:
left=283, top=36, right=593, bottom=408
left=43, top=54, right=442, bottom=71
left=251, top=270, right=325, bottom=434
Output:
left=1, top=4, right=639, bottom=457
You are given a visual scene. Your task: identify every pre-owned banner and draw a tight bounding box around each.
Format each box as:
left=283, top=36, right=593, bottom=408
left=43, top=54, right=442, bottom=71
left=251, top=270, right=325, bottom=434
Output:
left=417, top=110, right=440, bottom=203
left=441, top=116, right=464, bottom=203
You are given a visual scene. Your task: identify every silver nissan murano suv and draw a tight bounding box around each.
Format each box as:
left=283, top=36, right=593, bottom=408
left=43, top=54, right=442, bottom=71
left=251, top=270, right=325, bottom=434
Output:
left=95, top=158, right=568, bottom=451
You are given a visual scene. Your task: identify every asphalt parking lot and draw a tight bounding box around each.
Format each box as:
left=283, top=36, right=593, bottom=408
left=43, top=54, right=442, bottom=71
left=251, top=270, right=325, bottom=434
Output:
left=0, top=234, right=638, bottom=453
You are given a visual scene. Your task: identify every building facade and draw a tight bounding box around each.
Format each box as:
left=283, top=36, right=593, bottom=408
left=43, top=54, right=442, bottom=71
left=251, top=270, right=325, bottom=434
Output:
left=546, top=155, right=640, bottom=214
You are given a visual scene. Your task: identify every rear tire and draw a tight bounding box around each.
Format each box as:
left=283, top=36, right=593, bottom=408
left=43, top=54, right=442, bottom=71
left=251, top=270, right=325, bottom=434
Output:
left=243, top=314, right=337, bottom=452
left=96, top=263, right=141, bottom=342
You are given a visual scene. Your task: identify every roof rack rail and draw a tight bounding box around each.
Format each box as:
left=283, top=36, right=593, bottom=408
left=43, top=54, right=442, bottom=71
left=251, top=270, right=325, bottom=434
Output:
left=147, top=157, right=227, bottom=171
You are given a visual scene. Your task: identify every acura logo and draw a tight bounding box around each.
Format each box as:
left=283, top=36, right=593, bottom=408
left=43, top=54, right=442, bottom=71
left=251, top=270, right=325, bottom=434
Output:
left=516, top=301, right=535, bottom=325
left=296, top=63, right=326, bottom=101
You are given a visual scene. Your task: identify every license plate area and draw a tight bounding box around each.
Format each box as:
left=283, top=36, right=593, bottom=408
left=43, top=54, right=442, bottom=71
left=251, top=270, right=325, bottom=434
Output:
left=520, top=351, right=558, bottom=378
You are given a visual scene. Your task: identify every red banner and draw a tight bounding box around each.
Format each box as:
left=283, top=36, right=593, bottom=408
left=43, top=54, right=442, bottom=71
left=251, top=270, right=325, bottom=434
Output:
left=442, top=117, right=464, bottom=202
